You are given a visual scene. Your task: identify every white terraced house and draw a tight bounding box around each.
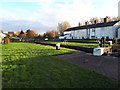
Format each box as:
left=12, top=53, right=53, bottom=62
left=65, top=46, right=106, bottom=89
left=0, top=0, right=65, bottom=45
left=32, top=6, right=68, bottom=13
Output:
left=63, top=17, right=120, bottom=40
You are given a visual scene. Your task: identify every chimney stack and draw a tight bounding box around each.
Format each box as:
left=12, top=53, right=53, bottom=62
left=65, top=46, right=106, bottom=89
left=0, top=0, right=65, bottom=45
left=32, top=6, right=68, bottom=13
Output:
left=85, top=21, right=89, bottom=25
left=79, top=22, right=82, bottom=26
left=94, top=20, right=99, bottom=24
left=104, top=16, right=109, bottom=23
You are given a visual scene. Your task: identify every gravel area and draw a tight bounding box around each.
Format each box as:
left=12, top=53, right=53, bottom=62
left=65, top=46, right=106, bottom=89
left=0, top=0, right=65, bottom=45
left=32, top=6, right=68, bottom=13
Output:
left=55, top=51, right=120, bottom=81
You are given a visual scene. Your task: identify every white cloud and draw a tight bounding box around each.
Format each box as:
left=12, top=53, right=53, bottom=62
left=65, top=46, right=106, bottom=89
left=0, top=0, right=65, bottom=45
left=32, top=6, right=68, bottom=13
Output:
left=54, top=0, right=94, bottom=25
left=0, top=9, right=21, bottom=20
left=0, top=0, right=119, bottom=34
left=30, top=0, right=95, bottom=26
left=23, top=0, right=119, bottom=26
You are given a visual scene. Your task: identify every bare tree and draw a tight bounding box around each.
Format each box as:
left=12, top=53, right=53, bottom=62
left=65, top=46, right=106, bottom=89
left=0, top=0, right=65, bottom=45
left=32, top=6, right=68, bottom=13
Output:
left=100, top=18, right=104, bottom=23
left=112, top=17, right=119, bottom=21
left=57, top=21, right=71, bottom=35
left=90, top=17, right=98, bottom=24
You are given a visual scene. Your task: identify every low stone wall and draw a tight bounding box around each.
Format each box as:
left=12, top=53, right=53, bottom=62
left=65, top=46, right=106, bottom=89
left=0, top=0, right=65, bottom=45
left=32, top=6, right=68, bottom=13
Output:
left=67, top=41, right=99, bottom=44
left=35, top=42, right=94, bottom=53
left=65, top=41, right=120, bottom=44
left=59, top=39, right=120, bottom=44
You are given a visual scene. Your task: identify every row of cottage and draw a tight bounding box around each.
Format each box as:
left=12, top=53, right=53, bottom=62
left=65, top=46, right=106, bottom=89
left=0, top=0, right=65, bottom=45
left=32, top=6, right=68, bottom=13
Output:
left=61, top=17, right=120, bottom=40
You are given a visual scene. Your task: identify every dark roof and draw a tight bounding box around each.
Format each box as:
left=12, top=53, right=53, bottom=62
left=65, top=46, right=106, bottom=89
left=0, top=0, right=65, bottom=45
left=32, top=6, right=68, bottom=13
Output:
left=59, top=35, right=64, bottom=36
left=8, top=32, right=14, bottom=34
left=66, top=20, right=120, bottom=31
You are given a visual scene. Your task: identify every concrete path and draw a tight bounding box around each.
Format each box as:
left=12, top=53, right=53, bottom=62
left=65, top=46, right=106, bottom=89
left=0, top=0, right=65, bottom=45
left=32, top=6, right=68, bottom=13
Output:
left=55, top=51, right=120, bottom=81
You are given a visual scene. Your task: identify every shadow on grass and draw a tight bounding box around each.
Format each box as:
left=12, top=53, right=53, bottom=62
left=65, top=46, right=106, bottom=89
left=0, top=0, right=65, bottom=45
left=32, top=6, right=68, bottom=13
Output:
left=2, top=55, right=120, bottom=88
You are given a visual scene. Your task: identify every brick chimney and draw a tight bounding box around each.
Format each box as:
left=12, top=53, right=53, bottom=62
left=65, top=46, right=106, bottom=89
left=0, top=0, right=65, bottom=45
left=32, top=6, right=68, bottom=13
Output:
left=104, top=16, right=109, bottom=23
left=94, top=20, right=99, bottom=24
left=78, top=22, right=82, bottom=26
left=85, top=21, right=89, bottom=25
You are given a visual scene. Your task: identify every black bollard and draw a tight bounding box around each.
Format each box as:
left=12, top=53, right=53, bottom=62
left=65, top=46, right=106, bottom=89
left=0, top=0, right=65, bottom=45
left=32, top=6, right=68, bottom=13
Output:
left=113, top=38, right=118, bottom=46
left=103, top=37, right=105, bottom=47
left=101, top=37, right=106, bottom=47
left=99, top=39, right=102, bottom=47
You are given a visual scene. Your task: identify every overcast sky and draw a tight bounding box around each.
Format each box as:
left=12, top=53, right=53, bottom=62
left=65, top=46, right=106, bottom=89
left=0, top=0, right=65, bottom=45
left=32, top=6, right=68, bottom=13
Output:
left=0, top=0, right=119, bottom=34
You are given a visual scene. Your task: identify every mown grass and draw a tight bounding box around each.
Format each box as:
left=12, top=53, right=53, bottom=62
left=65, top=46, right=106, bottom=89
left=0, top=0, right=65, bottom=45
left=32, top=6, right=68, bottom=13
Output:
left=42, top=41, right=115, bottom=48
left=2, top=43, right=119, bottom=88
left=63, top=39, right=98, bottom=42
left=42, top=41, right=100, bottom=48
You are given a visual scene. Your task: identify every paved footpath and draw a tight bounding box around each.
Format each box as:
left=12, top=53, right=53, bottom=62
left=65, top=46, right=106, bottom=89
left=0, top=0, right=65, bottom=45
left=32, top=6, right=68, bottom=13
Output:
left=55, top=51, right=120, bottom=81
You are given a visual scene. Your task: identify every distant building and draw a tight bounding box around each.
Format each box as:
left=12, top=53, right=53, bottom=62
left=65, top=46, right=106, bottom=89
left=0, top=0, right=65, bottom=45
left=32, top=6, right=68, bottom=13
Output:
left=8, top=32, right=14, bottom=37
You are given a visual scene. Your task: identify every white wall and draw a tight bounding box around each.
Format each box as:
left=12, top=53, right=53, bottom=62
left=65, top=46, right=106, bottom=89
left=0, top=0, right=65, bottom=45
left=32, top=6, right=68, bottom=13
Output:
left=64, top=31, right=72, bottom=39
left=95, top=26, right=118, bottom=39
left=118, top=28, right=120, bottom=39
left=74, top=26, right=117, bottom=39
left=64, top=25, right=120, bottom=39
left=59, top=36, right=65, bottom=39
left=71, top=29, right=87, bottom=39
left=64, top=31, right=71, bottom=35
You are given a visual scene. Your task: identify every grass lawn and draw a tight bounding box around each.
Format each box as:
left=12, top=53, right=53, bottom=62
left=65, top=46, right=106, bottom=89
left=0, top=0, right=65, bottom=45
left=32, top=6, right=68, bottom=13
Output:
left=63, top=39, right=98, bottom=42
left=2, top=43, right=119, bottom=88
left=42, top=41, right=101, bottom=48
left=42, top=41, right=116, bottom=48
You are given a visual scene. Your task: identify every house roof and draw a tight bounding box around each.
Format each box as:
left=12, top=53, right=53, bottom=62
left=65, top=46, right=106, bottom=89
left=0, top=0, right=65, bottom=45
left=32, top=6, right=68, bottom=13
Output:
left=66, top=20, right=120, bottom=31
left=59, top=35, right=64, bottom=36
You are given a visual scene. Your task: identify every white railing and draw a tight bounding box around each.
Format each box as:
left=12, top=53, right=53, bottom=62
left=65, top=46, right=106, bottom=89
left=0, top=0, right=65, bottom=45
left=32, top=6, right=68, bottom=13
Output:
left=63, top=40, right=68, bottom=45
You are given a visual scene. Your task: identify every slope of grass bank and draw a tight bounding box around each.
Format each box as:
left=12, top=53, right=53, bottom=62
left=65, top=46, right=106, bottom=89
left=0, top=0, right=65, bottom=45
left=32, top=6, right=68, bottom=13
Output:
left=42, top=41, right=99, bottom=48
left=2, top=43, right=119, bottom=88
left=61, top=39, right=98, bottom=42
